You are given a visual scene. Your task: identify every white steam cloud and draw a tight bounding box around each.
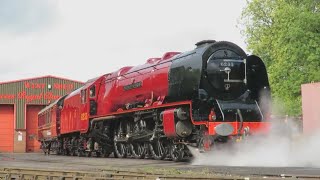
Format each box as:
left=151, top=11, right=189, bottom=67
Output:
left=191, top=119, right=320, bottom=167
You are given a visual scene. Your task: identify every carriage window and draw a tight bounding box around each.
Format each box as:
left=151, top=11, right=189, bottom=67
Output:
left=89, top=86, right=96, bottom=98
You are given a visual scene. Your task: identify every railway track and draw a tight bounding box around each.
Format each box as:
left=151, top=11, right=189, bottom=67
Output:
left=2, top=167, right=320, bottom=180
left=2, top=154, right=320, bottom=180
left=0, top=167, right=244, bottom=180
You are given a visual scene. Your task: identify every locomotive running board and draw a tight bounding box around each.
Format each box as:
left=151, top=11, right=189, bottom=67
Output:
left=90, top=101, right=192, bottom=122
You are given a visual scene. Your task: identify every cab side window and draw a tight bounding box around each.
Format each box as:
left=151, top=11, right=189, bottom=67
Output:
left=81, top=89, right=87, bottom=104
left=89, top=86, right=96, bottom=98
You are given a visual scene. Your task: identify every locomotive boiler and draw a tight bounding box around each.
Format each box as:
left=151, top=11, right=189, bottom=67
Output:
left=38, top=40, right=271, bottom=161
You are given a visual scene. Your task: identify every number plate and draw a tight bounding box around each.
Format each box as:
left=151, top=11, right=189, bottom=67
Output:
left=219, top=61, right=234, bottom=67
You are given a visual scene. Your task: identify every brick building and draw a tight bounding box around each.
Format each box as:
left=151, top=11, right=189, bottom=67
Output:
left=0, top=75, right=83, bottom=153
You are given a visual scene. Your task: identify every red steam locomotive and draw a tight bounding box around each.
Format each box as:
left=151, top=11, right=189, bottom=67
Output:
left=38, top=40, right=271, bottom=161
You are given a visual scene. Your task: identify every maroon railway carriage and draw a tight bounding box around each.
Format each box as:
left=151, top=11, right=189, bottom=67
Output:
left=38, top=97, right=65, bottom=151
left=38, top=40, right=271, bottom=161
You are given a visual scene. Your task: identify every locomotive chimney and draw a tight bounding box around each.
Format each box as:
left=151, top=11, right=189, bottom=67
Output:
left=195, top=40, right=216, bottom=47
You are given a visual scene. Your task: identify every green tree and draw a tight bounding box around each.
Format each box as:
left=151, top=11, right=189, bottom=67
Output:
left=241, top=0, right=320, bottom=116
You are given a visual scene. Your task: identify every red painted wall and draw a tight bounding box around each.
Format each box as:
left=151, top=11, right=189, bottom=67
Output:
left=302, top=83, right=320, bottom=134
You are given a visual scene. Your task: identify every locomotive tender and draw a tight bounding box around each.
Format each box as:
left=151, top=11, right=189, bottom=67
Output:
left=38, top=40, right=270, bottom=161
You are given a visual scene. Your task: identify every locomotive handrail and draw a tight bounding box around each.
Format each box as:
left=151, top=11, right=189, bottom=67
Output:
left=215, top=100, right=225, bottom=121
left=244, top=58, right=247, bottom=84
left=236, top=109, right=244, bottom=135
left=255, top=100, right=264, bottom=121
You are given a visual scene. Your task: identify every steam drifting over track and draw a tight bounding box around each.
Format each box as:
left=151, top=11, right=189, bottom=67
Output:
left=1, top=153, right=320, bottom=179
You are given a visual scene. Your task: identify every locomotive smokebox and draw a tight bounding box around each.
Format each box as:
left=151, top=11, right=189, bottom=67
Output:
left=204, top=41, right=248, bottom=100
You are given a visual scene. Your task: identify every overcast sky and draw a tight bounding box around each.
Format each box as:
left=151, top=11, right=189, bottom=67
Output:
left=0, top=0, right=247, bottom=82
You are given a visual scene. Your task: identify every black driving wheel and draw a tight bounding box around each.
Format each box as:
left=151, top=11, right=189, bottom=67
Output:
left=131, top=142, right=147, bottom=159
left=149, top=138, right=168, bottom=160
left=114, top=122, right=127, bottom=158
left=114, top=142, right=127, bottom=158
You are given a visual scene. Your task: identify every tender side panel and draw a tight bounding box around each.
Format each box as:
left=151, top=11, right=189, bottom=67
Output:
left=61, top=94, right=81, bottom=134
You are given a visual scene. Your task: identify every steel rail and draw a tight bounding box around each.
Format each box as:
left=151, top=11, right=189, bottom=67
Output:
left=0, top=167, right=245, bottom=180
